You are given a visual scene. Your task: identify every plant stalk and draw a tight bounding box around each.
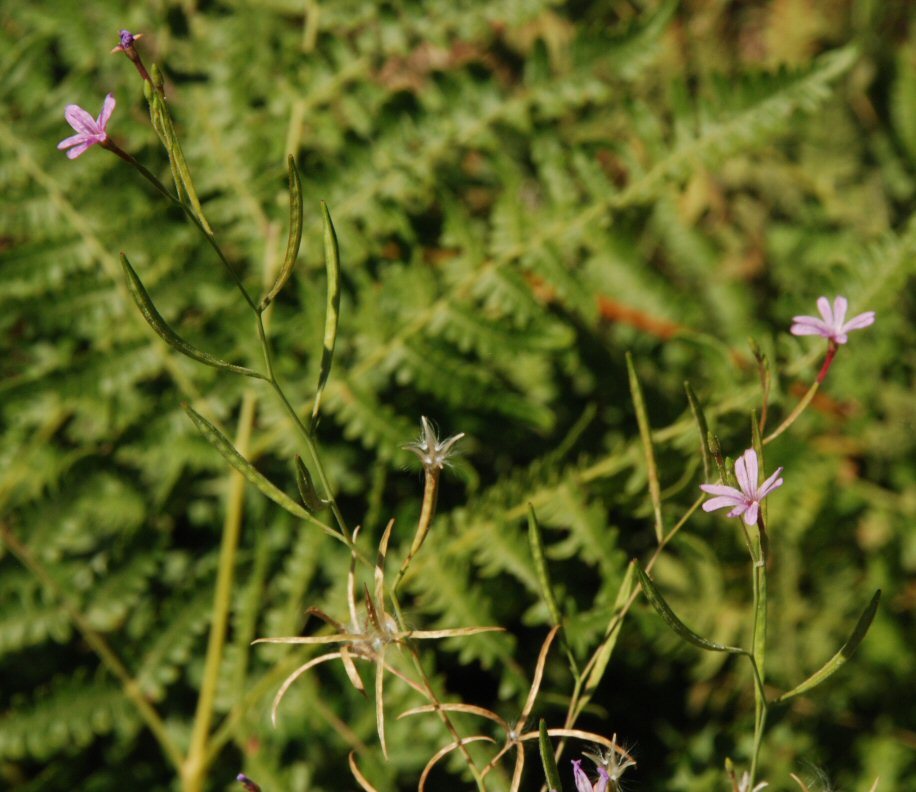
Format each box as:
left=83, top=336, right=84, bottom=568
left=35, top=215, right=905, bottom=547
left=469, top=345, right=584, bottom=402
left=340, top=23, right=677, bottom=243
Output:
left=183, top=390, right=257, bottom=792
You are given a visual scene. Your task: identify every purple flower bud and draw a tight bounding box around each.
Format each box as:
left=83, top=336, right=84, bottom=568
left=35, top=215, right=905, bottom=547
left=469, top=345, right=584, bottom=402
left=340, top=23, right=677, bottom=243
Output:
left=236, top=773, right=261, bottom=792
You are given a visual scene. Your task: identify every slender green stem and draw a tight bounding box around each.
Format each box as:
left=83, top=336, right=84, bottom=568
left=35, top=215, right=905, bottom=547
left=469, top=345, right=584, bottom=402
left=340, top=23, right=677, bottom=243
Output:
left=106, top=141, right=258, bottom=312
left=0, top=526, right=184, bottom=771
left=266, top=375, right=353, bottom=544
left=115, top=140, right=353, bottom=547
left=184, top=391, right=257, bottom=792
left=748, top=515, right=769, bottom=785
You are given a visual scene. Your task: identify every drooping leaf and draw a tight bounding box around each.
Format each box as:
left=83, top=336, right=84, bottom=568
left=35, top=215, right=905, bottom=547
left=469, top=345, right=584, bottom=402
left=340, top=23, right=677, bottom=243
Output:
left=182, top=404, right=340, bottom=541
left=636, top=564, right=746, bottom=655
left=684, top=381, right=712, bottom=481
left=120, top=253, right=264, bottom=380
left=775, top=590, right=881, bottom=703
left=528, top=504, right=562, bottom=627
left=312, top=201, right=341, bottom=423
left=627, top=353, right=663, bottom=542
left=260, top=156, right=304, bottom=311
left=294, top=455, right=325, bottom=512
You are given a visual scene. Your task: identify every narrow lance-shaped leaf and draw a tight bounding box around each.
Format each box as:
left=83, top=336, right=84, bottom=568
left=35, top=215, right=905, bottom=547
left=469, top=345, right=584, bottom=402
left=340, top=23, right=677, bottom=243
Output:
left=183, top=405, right=342, bottom=542
left=148, top=65, right=212, bottom=234
left=776, top=590, right=881, bottom=703
left=636, top=564, right=745, bottom=655
left=708, top=431, right=729, bottom=483
left=749, top=337, right=771, bottom=434
left=538, top=719, right=563, bottom=792
left=582, top=561, right=636, bottom=700
left=120, top=253, right=265, bottom=380
left=260, top=156, right=304, bottom=310
left=294, top=455, right=325, bottom=512
left=684, top=381, right=712, bottom=481
left=528, top=505, right=562, bottom=627
left=312, top=201, right=341, bottom=423
left=627, top=353, right=663, bottom=543
left=529, top=505, right=579, bottom=678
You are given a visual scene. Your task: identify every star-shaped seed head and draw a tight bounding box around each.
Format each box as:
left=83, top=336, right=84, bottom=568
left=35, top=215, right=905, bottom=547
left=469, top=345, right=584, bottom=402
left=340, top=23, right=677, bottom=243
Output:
left=403, top=416, right=465, bottom=473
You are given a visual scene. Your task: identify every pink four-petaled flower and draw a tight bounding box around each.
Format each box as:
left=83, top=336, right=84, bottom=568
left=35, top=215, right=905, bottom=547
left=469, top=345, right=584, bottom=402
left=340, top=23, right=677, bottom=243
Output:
left=57, top=94, right=116, bottom=159
left=790, top=296, right=875, bottom=345
left=700, top=449, right=783, bottom=527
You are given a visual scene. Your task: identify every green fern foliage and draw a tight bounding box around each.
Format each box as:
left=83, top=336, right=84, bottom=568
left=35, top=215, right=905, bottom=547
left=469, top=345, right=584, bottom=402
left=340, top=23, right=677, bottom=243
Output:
left=1, top=1, right=914, bottom=790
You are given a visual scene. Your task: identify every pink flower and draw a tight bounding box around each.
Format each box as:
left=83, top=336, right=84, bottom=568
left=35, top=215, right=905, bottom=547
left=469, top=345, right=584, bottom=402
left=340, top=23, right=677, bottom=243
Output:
left=573, top=759, right=610, bottom=792
left=790, top=296, right=875, bottom=344
left=57, top=94, right=115, bottom=159
left=700, top=449, right=783, bottom=526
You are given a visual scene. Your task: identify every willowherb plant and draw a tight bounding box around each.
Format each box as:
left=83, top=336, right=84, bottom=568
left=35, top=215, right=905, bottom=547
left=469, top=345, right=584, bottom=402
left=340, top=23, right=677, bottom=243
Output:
left=2, top=17, right=889, bottom=792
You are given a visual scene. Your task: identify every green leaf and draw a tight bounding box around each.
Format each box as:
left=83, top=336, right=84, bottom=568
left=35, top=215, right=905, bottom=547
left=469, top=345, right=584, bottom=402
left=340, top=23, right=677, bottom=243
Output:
left=312, top=201, right=341, bottom=423
left=627, top=353, right=663, bottom=542
left=775, top=590, right=881, bottom=703
left=684, top=381, right=712, bottom=482
left=583, top=561, right=636, bottom=699
left=182, top=405, right=341, bottom=542
left=260, top=156, right=304, bottom=310
left=147, top=73, right=212, bottom=234
left=528, top=505, right=562, bottom=627
left=294, top=455, right=325, bottom=512
left=636, top=564, right=745, bottom=655
left=538, top=719, right=563, bottom=792
left=120, top=253, right=265, bottom=380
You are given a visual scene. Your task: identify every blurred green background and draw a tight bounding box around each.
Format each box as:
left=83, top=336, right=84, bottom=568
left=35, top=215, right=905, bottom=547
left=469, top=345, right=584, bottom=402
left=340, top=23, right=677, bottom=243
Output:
left=1, top=1, right=914, bottom=790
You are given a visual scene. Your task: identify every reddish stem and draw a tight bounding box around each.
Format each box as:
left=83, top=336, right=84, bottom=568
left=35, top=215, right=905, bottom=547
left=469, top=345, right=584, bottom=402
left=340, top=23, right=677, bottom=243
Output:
left=816, top=341, right=839, bottom=384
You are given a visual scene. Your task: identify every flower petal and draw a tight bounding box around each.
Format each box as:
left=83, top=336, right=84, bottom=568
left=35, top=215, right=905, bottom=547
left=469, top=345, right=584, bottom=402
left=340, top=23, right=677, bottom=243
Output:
left=700, top=483, right=744, bottom=498
left=727, top=502, right=750, bottom=518
left=65, top=141, right=92, bottom=159
left=743, top=502, right=759, bottom=526
left=57, top=133, right=87, bottom=150
left=703, top=495, right=745, bottom=512
left=790, top=322, right=830, bottom=337
left=816, top=296, right=833, bottom=325
left=832, top=296, right=848, bottom=329
left=572, top=760, right=592, bottom=792
left=842, top=311, right=875, bottom=331
left=97, top=93, right=116, bottom=129
left=594, top=768, right=610, bottom=792
left=758, top=467, right=784, bottom=497
left=735, top=449, right=757, bottom=496
left=64, top=104, right=98, bottom=135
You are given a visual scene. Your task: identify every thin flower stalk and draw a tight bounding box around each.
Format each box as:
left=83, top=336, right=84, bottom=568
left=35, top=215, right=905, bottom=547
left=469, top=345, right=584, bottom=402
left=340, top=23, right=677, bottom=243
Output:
left=65, top=55, right=355, bottom=545
left=767, top=296, right=875, bottom=443
left=396, top=417, right=465, bottom=589
left=700, top=448, right=781, bottom=786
